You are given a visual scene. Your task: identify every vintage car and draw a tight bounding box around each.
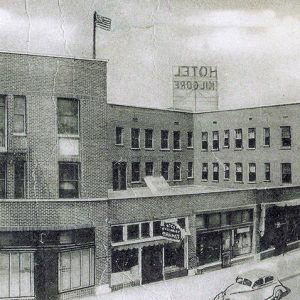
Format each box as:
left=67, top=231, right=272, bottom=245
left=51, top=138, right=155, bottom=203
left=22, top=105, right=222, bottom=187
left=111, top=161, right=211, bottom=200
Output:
left=214, top=269, right=287, bottom=300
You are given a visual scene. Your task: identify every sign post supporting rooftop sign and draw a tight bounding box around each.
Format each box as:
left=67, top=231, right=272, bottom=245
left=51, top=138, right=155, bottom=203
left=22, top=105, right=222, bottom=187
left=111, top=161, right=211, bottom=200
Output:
left=172, top=66, right=218, bottom=112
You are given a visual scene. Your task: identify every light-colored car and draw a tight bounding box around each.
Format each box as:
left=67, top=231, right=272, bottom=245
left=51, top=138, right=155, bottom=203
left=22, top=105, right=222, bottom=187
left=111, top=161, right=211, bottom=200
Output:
left=214, top=269, right=288, bottom=300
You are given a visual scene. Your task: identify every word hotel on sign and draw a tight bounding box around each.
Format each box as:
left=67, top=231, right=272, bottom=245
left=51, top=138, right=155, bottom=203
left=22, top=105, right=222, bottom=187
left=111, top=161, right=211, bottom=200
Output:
left=174, top=66, right=217, bottom=78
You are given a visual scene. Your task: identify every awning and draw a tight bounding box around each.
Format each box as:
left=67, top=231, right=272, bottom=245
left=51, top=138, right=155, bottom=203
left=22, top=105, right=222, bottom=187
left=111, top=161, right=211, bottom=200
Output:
left=259, top=198, right=300, bottom=236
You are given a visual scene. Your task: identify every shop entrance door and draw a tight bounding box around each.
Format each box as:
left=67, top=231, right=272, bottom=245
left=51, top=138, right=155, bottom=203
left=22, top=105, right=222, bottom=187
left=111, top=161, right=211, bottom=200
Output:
left=142, top=246, right=163, bottom=284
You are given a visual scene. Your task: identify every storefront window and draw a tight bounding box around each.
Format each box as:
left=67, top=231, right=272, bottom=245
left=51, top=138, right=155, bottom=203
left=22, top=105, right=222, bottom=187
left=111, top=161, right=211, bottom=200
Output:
left=58, top=248, right=95, bottom=292
left=232, top=229, right=252, bottom=257
left=127, top=224, right=140, bottom=240
left=112, top=249, right=138, bottom=273
left=0, top=97, right=6, bottom=149
left=111, top=226, right=123, bottom=243
left=141, top=222, right=150, bottom=238
left=207, top=213, right=221, bottom=228
left=196, top=232, right=221, bottom=265
left=195, top=214, right=205, bottom=228
left=0, top=252, right=34, bottom=298
left=164, top=242, right=184, bottom=269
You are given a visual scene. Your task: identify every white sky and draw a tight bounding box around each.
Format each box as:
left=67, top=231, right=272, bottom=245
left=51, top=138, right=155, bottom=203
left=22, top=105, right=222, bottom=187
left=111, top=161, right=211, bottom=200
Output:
left=0, top=0, right=299, bottom=109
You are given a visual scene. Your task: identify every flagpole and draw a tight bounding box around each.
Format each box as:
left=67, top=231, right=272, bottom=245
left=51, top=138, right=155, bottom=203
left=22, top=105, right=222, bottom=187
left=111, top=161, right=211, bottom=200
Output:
left=93, top=11, right=96, bottom=59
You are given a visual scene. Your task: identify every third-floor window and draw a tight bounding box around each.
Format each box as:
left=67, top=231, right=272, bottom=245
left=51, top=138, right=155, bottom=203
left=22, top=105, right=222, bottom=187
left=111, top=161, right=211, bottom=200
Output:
left=131, top=128, right=140, bottom=149
left=212, top=131, right=219, bottom=150
left=263, top=128, right=270, bottom=147
left=173, top=131, right=181, bottom=150
left=161, top=130, right=169, bottom=149
left=0, top=96, right=6, bottom=149
left=14, top=96, right=26, bottom=134
left=281, top=126, right=291, bottom=147
left=248, top=128, right=256, bottom=149
left=58, top=98, right=79, bottom=135
left=235, top=129, right=243, bottom=149
left=224, top=130, right=230, bottom=148
left=145, top=129, right=153, bottom=149
left=202, top=132, right=208, bottom=151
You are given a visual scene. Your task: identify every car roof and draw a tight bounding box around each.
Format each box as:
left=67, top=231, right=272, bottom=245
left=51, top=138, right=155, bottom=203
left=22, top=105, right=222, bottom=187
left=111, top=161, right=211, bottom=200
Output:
left=237, top=269, right=276, bottom=281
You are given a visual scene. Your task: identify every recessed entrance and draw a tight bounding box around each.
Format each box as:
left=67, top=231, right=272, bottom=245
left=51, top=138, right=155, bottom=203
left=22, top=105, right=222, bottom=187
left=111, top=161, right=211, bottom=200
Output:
left=142, top=245, right=163, bottom=284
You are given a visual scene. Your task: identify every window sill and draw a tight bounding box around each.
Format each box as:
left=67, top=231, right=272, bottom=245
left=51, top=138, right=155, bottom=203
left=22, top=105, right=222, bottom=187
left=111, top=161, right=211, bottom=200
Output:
left=223, top=146, right=229, bottom=149
left=160, top=148, right=170, bottom=151
left=280, top=146, right=291, bottom=150
left=13, top=132, right=27, bottom=137
left=247, top=148, right=256, bottom=150
left=145, top=148, right=154, bottom=151
left=263, top=180, right=271, bottom=182
left=212, top=180, right=219, bottom=183
left=201, top=149, right=208, bottom=152
left=224, top=178, right=230, bottom=181
left=201, top=179, right=208, bottom=182
left=187, top=177, right=194, bottom=180
left=187, top=146, right=194, bottom=149
left=235, top=181, right=244, bottom=184
left=173, top=149, right=182, bottom=152
left=131, top=181, right=141, bottom=184
left=211, top=149, right=219, bottom=152
left=173, top=179, right=182, bottom=182
left=131, top=148, right=141, bottom=150
left=248, top=181, right=256, bottom=184
left=263, top=145, right=270, bottom=148
left=234, top=148, right=243, bottom=151
left=115, top=143, right=124, bottom=147
left=58, top=134, right=80, bottom=139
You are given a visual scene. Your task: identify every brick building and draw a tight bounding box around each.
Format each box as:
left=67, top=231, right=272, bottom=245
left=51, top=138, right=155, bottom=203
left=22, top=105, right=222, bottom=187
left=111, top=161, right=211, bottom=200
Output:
left=0, top=51, right=300, bottom=299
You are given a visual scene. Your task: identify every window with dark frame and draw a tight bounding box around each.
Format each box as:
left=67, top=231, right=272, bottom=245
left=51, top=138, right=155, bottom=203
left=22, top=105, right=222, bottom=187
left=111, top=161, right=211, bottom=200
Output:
left=15, top=161, right=25, bottom=199
left=131, top=162, right=140, bottom=182
left=161, top=161, right=169, bottom=180
left=224, top=130, right=230, bottom=148
left=0, top=96, right=6, bottom=149
left=235, top=163, right=243, bottom=182
left=224, top=163, right=230, bottom=180
left=0, top=162, right=6, bottom=199
left=57, top=98, right=79, bottom=135
left=202, top=132, right=208, bottom=151
left=173, top=131, right=181, bottom=150
left=248, top=128, right=256, bottom=149
left=212, top=163, right=219, bottom=181
left=161, top=130, right=169, bottom=149
left=145, top=129, right=153, bottom=149
left=235, top=129, right=243, bottom=149
left=264, top=128, right=270, bottom=146
left=127, top=224, right=140, bottom=240
left=14, top=96, right=26, bottom=134
left=249, top=163, right=256, bottom=182
left=131, top=128, right=140, bottom=149
left=281, top=126, right=291, bottom=147
left=115, top=127, right=123, bottom=145
left=145, top=162, right=154, bottom=176
left=265, top=163, right=270, bottom=181
left=141, top=222, right=150, bottom=238
left=111, top=226, right=124, bottom=243
left=202, top=163, right=208, bottom=181
left=187, top=162, right=193, bottom=178
left=173, top=162, right=181, bottom=181
left=187, top=131, right=193, bottom=148
left=282, top=163, right=292, bottom=183
left=112, top=162, right=127, bottom=191
left=212, top=131, right=219, bottom=150
left=153, top=221, right=162, bottom=236
left=59, top=163, right=79, bottom=198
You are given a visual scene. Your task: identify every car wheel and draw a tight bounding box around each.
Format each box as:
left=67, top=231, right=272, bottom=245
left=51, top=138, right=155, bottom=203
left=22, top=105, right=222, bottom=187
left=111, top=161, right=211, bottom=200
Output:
left=273, top=289, right=283, bottom=300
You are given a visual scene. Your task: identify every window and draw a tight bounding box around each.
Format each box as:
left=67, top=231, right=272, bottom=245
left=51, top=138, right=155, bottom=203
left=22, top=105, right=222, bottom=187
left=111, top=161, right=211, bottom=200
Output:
left=0, top=162, right=6, bottom=198
left=248, top=128, right=256, bottom=149
left=212, top=163, right=219, bottom=181
left=224, top=130, right=230, bottom=148
left=112, top=249, right=138, bottom=273
left=187, top=131, right=193, bottom=148
left=264, top=128, right=270, bottom=146
left=127, top=224, right=140, bottom=240
left=58, top=248, right=95, bottom=292
left=59, top=163, right=79, bottom=198
left=111, top=226, right=124, bottom=243
left=265, top=276, right=274, bottom=283
left=145, top=129, right=153, bottom=149
left=131, top=162, right=140, bottom=182
left=115, top=127, right=123, bottom=145
left=231, top=210, right=253, bottom=224
left=15, top=161, right=25, bottom=199
left=207, top=213, right=221, bottom=228
left=161, top=130, right=169, bottom=149
left=248, top=163, right=256, bottom=182
left=235, top=129, right=243, bottom=149
left=224, top=163, right=230, bottom=180
left=253, top=278, right=264, bottom=288
left=173, top=162, right=181, bottom=181
left=173, top=131, right=181, bottom=150
left=161, top=161, right=169, bottom=180
left=112, top=162, right=127, bottom=191
left=14, top=96, right=26, bottom=134
left=0, top=252, right=34, bottom=298
left=212, top=131, right=219, bottom=150
left=202, top=163, right=208, bottom=181
left=131, top=128, right=140, bottom=149
left=281, top=126, right=291, bottom=147
left=145, top=162, right=154, bottom=176
left=153, top=221, right=162, bottom=236
left=235, top=163, right=243, bottom=182
left=0, top=96, right=6, bottom=149
left=202, top=132, right=208, bottom=151
left=58, top=98, right=79, bottom=135
left=282, top=163, right=292, bottom=183
left=141, top=222, right=150, bottom=238
left=187, top=162, right=193, bottom=178
left=265, top=163, right=270, bottom=181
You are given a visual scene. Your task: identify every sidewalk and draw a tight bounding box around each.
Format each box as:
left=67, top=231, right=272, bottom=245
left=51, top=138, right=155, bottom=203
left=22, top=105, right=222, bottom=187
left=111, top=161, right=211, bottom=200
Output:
left=74, top=249, right=300, bottom=300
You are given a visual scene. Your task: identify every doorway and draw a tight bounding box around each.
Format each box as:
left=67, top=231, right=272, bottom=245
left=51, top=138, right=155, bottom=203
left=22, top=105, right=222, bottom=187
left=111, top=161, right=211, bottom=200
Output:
left=142, top=246, right=163, bottom=284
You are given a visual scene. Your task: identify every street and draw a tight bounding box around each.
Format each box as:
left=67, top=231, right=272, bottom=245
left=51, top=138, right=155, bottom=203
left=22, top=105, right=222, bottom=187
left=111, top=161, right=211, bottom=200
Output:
left=281, top=274, right=300, bottom=300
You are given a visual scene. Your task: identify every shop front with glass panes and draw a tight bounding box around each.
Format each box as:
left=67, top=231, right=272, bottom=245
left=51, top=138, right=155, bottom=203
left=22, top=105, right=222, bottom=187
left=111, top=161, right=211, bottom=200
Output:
left=110, top=217, right=189, bottom=290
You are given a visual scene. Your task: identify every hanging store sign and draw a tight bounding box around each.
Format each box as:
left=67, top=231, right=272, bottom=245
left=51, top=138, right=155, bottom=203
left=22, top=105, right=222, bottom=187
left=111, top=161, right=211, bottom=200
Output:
left=161, top=223, right=181, bottom=241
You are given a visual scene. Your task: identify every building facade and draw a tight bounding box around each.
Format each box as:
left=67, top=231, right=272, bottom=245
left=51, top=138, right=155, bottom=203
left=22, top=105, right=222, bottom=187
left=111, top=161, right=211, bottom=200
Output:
left=0, top=51, right=300, bottom=299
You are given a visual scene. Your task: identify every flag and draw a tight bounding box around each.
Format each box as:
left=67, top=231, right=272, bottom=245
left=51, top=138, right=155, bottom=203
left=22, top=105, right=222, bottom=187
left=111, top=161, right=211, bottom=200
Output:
left=94, top=12, right=111, bottom=31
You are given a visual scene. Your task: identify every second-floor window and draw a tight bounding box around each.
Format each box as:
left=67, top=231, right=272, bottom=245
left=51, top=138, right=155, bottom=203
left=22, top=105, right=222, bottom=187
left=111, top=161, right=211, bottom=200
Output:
left=187, top=131, right=193, bottom=148
left=202, top=163, right=208, bottom=181
left=0, top=162, right=6, bottom=198
left=248, top=128, right=256, bottom=149
left=281, top=126, right=291, bottom=147
left=173, top=162, right=181, bottom=181
left=14, top=96, right=26, bottom=134
left=0, top=96, right=6, bottom=149
left=15, top=161, right=25, bottom=199
left=224, top=163, right=230, bottom=180
left=187, top=162, right=193, bottom=178
left=58, top=98, right=79, bottom=135
left=145, top=162, right=154, bottom=176
left=161, top=130, right=169, bottom=149
left=131, top=128, right=140, bottom=149
left=235, top=129, right=242, bottom=149
left=224, top=130, right=230, bottom=148
left=131, top=162, right=140, bottom=182
left=115, top=127, right=124, bottom=145
left=235, top=163, right=243, bottom=182
left=212, top=131, right=219, bottom=150
left=202, top=132, right=208, bottom=151
left=59, top=163, right=79, bottom=198
left=249, top=163, right=256, bottom=182
left=161, top=161, right=169, bottom=180
left=282, top=163, right=291, bottom=183
left=213, top=163, right=219, bottom=181
left=173, top=131, right=181, bottom=150
left=263, top=128, right=270, bottom=146
left=264, top=163, right=270, bottom=181
left=145, top=129, right=153, bottom=149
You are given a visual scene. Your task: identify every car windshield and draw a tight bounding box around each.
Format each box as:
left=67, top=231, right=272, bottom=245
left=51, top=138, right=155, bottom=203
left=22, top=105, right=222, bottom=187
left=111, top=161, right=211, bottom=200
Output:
left=236, top=277, right=252, bottom=287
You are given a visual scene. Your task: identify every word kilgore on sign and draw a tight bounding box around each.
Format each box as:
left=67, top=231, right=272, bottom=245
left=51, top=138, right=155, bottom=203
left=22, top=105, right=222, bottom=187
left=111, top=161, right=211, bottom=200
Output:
left=161, top=222, right=181, bottom=241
